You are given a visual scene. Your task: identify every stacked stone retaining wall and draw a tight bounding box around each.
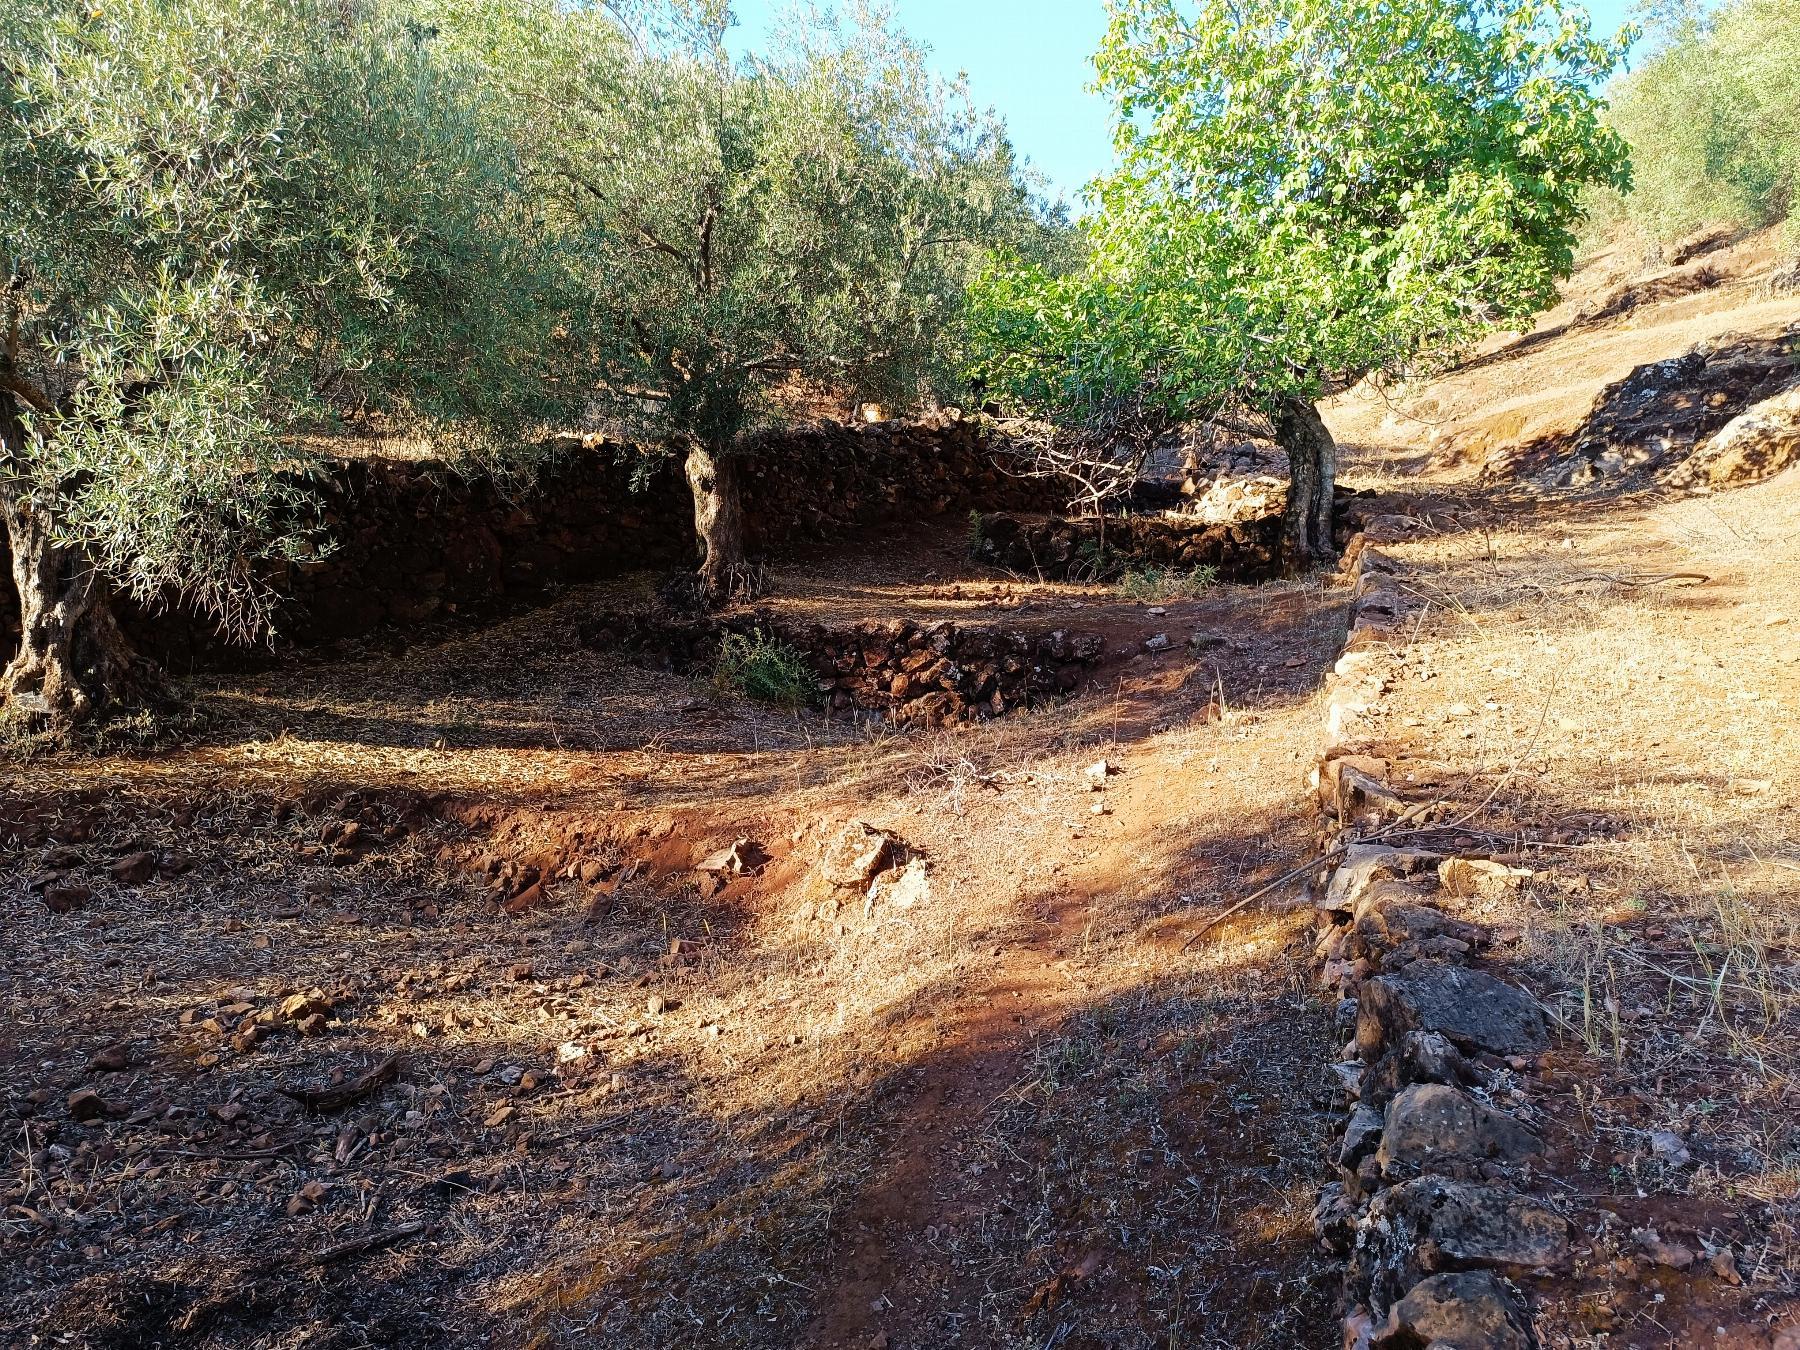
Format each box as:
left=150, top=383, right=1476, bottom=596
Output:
left=0, top=417, right=1065, bottom=672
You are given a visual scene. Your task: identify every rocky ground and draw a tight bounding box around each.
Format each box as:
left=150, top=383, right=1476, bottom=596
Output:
left=1, top=528, right=1349, bottom=1349
left=5, top=228, right=1800, bottom=1350
left=1315, top=227, right=1800, bottom=1348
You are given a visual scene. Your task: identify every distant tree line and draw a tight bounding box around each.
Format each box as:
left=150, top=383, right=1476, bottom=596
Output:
left=1589, top=0, right=1800, bottom=246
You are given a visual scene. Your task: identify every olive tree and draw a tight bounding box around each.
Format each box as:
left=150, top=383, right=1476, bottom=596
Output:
left=0, top=0, right=579, bottom=726
left=971, top=0, right=1633, bottom=564
left=427, top=0, right=1066, bottom=603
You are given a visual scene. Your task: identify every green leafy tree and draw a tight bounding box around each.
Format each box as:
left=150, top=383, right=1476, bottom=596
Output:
left=0, top=0, right=580, bottom=726
left=971, top=0, right=1632, bottom=564
left=425, top=0, right=1068, bottom=603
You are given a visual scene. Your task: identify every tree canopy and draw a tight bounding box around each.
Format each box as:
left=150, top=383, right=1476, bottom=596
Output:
left=420, top=0, right=1071, bottom=597
left=0, top=0, right=582, bottom=720
left=1591, top=0, right=1800, bottom=245
left=969, top=0, right=1633, bottom=561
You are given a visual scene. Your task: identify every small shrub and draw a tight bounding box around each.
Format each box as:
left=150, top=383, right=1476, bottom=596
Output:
left=967, top=510, right=989, bottom=559
left=712, top=631, right=814, bottom=708
left=1071, top=537, right=1122, bottom=584
left=1116, top=564, right=1218, bottom=602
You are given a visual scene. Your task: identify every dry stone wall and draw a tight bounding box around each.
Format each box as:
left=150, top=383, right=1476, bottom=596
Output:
left=1310, top=532, right=1564, bottom=1349
left=0, top=417, right=1064, bottom=672
left=579, top=610, right=1106, bottom=725
left=970, top=509, right=1286, bottom=583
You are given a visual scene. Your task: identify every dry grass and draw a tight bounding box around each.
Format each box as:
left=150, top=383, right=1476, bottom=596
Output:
left=1331, top=429, right=1800, bottom=1337
left=0, top=526, right=1349, bottom=1349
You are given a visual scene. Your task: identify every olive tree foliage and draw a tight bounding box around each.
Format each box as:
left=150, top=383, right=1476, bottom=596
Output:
left=1589, top=0, right=1800, bottom=246
left=0, top=0, right=579, bottom=725
left=421, top=0, right=1070, bottom=602
left=969, top=0, right=1633, bottom=564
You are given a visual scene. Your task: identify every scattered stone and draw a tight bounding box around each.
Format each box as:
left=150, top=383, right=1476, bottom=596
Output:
left=43, top=885, right=92, bottom=914
left=1647, top=1129, right=1691, bottom=1167
left=1143, top=633, right=1171, bottom=653
left=821, top=821, right=900, bottom=889
left=1438, top=857, right=1532, bottom=900
left=1084, top=759, right=1115, bottom=789
left=696, top=838, right=762, bottom=875
left=286, top=1180, right=330, bottom=1216
left=86, top=1044, right=129, bottom=1074
left=1633, top=1227, right=1696, bottom=1270
left=67, top=1089, right=109, bottom=1122
left=1377, top=1084, right=1542, bottom=1180
left=868, top=858, right=930, bottom=911
left=279, top=990, right=334, bottom=1023
left=1711, top=1247, right=1741, bottom=1284
left=108, top=852, right=156, bottom=884
left=1371, top=1271, right=1537, bottom=1349
left=483, top=1105, right=515, bottom=1128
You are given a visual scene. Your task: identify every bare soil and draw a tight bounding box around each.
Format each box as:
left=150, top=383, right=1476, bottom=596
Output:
left=2, top=525, right=1348, bottom=1349
left=9, top=229, right=1800, bottom=1350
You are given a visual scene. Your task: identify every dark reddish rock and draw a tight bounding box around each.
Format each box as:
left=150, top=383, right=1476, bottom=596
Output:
left=108, top=852, right=156, bottom=884
left=1371, top=1271, right=1537, bottom=1349
left=43, top=884, right=92, bottom=914
left=1352, top=1178, right=1568, bottom=1311
left=1357, top=961, right=1548, bottom=1064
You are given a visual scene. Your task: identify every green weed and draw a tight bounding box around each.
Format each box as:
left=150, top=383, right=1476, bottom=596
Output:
left=1116, top=564, right=1218, bottom=602
left=712, top=631, right=814, bottom=709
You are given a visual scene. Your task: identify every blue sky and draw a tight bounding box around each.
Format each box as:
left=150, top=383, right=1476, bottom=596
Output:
left=727, top=0, right=1646, bottom=207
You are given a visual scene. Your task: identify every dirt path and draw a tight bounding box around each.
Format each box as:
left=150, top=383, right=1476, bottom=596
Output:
left=796, top=655, right=1346, bottom=1350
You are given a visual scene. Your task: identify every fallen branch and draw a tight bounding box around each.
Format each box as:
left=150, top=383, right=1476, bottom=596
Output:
left=278, top=1055, right=400, bottom=1113
left=1180, top=845, right=1350, bottom=950
left=1562, top=571, right=1710, bottom=587
left=305, top=1220, right=428, bottom=1266
left=157, top=1140, right=305, bottom=1162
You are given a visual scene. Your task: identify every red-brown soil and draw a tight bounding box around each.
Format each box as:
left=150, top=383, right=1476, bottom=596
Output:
left=2, top=523, right=1347, bottom=1348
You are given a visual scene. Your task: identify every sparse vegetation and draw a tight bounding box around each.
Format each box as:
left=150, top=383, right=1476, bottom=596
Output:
left=3, top=1, right=1798, bottom=1346
left=711, top=630, right=815, bottom=708
left=1117, top=563, right=1218, bottom=602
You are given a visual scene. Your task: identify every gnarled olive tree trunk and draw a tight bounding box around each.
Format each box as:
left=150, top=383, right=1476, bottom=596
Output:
left=1, top=411, right=156, bottom=728
left=1272, top=396, right=1339, bottom=567
left=684, top=440, right=750, bottom=606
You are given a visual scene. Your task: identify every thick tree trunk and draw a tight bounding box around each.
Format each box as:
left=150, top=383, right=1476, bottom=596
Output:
left=1273, top=396, right=1339, bottom=568
left=0, top=491, right=155, bottom=728
left=684, top=441, right=751, bottom=606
